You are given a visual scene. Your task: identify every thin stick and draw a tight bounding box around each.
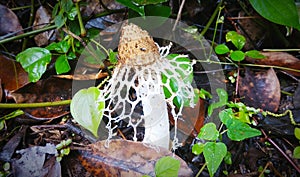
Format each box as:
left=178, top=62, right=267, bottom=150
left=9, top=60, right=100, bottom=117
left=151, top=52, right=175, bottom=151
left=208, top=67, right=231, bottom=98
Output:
left=172, top=0, right=186, bottom=31
left=0, top=100, right=71, bottom=109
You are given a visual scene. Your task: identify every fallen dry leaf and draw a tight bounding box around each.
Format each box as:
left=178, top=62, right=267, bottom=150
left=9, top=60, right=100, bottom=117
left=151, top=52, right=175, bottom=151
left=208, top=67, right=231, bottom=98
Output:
left=246, top=52, right=300, bottom=77
left=0, top=55, right=29, bottom=91
left=0, top=4, right=23, bottom=36
left=10, top=77, right=71, bottom=120
left=170, top=99, right=205, bottom=138
left=77, top=139, right=193, bottom=177
left=238, top=67, right=280, bottom=112
left=12, top=143, right=60, bottom=177
left=33, top=6, right=54, bottom=46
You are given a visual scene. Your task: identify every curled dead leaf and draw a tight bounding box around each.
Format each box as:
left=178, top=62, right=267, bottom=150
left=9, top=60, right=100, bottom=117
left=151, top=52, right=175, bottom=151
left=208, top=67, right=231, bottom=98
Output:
left=0, top=4, right=23, bottom=36
left=33, top=6, right=54, bottom=46
left=77, top=139, right=193, bottom=177
left=238, top=67, right=280, bottom=112
left=246, top=52, right=300, bottom=76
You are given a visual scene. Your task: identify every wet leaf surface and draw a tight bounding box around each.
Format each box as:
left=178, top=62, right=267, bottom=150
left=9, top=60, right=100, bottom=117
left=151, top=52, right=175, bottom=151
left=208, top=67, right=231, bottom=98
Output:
left=0, top=55, right=29, bottom=91
left=77, top=139, right=193, bottom=177
left=239, top=67, right=280, bottom=112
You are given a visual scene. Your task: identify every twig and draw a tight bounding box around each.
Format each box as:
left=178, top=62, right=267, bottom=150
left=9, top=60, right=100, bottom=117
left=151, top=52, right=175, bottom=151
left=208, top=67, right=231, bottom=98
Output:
left=172, top=0, right=186, bottom=31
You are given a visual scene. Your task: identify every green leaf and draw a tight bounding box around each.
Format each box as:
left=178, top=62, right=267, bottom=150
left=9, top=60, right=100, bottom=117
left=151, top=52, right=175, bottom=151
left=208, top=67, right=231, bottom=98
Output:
left=196, top=88, right=212, bottom=100
left=132, top=0, right=168, bottom=5
left=226, top=118, right=261, bottom=141
left=70, top=87, right=105, bottom=137
left=219, top=109, right=234, bottom=124
left=295, top=128, right=300, bottom=140
left=230, top=50, right=245, bottom=61
left=203, top=142, right=227, bottom=177
left=245, top=50, right=266, bottom=59
left=293, top=146, right=300, bottom=159
left=226, top=31, right=246, bottom=50
left=224, top=151, right=232, bottom=165
left=55, top=55, right=71, bottom=74
left=16, top=47, right=51, bottom=82
left=61, top=0, right=73, bottom=12
left=67, top=7, right=78, bottom=20
left=46, top=41, right=70, bottom=53
left=198, top=123, right=219, bottom=141
left=249, top=0, right=300, bottom=31
left=54, top=12, right=67, bottom=28
left=208, top=88, right=228, bottom=116
left=144, top=4, right=171, bottom=18
left=117, top=0, right=145, bottom=16
left=108, top=49, right=118, bottom=64
left=155, top=156, right=180, bottom=177
left=215, top=44, right=230, bottom=54
left=192, top=143, right=205, bottom=155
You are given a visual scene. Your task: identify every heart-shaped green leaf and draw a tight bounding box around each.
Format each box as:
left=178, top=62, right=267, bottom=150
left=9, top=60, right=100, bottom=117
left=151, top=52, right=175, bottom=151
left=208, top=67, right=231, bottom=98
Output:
left=197, top=123, right=219, bottom=141
left=215, top=44, right=230, bottom=54
left=55, top=55, right=71, bottom=74
left=230, top=50, right=245, bottom=61
left=16, top=47, right=51, bottom=82
left=203, top=142, right=227, bottom=177
left=226, top=31, right=246, bottom=50
left=155, top=156, right=180, bottom=177
left=71, top=87, right=105, bottom=137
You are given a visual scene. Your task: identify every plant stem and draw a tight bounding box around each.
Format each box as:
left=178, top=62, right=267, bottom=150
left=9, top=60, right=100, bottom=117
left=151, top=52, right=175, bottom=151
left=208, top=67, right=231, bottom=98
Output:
left=75, top=1, right=86, bottom=37
left=195, top=162, right=207, bottom=177
left=0, top=25, right=57, bottom=44
left=200, top=0, right=223, bottom=37
left=0, top=100, right=71, bottom=109
left=22, top=0, right=35, bottom=51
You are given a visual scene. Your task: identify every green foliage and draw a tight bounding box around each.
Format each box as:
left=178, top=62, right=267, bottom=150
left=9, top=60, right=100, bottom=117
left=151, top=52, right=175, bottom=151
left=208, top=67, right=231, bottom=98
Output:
left=155, top=156, right=180, bottom=177
left=197, top=123, right=219, bottom=141
left=133, top=0, right=168, bottom=5
left=53, top=0, right=77, bottom=28
left=214, top=31, right=265, bottom=62
left=70, top=87, right=105, bottom=137
left=193, top=88, right=263, bottom=176
left=16, top=47, right=52, bottom=82
left=55, top=139, right=72, bottom=162
left=203, top=142, right=227, bottom=177
left=207, top=88, right=228, bottom=116
left=293, top=128, right=300, bottom=159
left=249, top=0, right=300, bottom=31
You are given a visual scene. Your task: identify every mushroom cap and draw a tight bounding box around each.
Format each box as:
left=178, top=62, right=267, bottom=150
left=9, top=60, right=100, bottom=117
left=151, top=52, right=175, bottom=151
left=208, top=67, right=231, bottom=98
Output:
left=118, top=23, right=160, bottom=66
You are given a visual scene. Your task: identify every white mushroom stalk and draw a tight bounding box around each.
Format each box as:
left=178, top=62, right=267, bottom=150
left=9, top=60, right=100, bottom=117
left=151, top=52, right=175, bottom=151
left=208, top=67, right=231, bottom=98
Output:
left=100, top=23, right=196, bottom=150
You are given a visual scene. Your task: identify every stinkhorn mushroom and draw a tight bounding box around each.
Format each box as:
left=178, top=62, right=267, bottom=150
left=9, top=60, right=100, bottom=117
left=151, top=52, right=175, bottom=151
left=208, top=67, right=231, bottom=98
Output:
left=100, top=23, right=196, bottom=150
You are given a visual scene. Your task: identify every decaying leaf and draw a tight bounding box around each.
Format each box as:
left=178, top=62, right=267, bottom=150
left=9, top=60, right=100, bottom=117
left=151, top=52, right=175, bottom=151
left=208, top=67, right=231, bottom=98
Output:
left=77, top=139, right=193, bottom=177
left=246, top=52, right=300, bottom=76
left=12, top=143, right=60, bottom=177
left=10, top=77, right=71, bottom=120
left=238, top=67, right=280, bottom=112
left=0, top=55, right=29, bottom=91
left=170, top=99, right=205, bottom=138
left=0, top=4, right=23, bottom=36
left=33, top=6, right=54, bottom=46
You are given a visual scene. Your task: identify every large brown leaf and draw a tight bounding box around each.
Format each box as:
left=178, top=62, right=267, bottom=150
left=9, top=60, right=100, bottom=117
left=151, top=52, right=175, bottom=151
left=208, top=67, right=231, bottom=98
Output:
left=77, top=139, right=193, bottom=177
left=0, top=55, right=29, bottom=91
left=238, top=67, right=280, bottom=112
left=0, top=4, right=23, bottom=36
left=246, top=52, right=300, bottom=77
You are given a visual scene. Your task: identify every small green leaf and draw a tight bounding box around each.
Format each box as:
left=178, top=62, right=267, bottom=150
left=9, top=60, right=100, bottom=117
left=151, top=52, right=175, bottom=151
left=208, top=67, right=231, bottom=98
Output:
left=16, top=47, right=51, bottom=82
left=144, top=4, right=171, bottom=18
left=224, top=151, right=232, bottom=165
left=293, top=146, right=300, bottom=159
left=208, top=88, right=228, bottom=116
left=203, top=142, right=227, bottom=177
left=70, top=87, right=105, bottom=137
left=219, top=109, right=234, bottom=124
left=46, top=41, right=70, bottom=53
left=245, top=50, right=266, bottom=59
left=55, top=55, right=71, bottom=74
left=67, top=7, right=77, bottom=20
left=54, top=12, right=67, bottom=28
left=249, top=0, right=300, bottom=31
left=108, top=49, right=118, bottom=64
left=182, top=26, right=198, bottom=34
left=226, top=118, right=261, bottom=141
left=226, top=31, right=246, bottom=50
left=61, top=0, right=73, bottom=12
left=155, top=156, right=180, bottom=177
left=117, top=0, right=145, bottom=16
left=230, top=50, right=245, bottom=61
left=133, top=0, right=168, bottom=5
left=295, top=128, right=300, bottom=140
left=215, top=44, right=230, bottom=54
left=192, top=143, right=205, bottom=155
left=198, top=123, right=219, bottom=141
